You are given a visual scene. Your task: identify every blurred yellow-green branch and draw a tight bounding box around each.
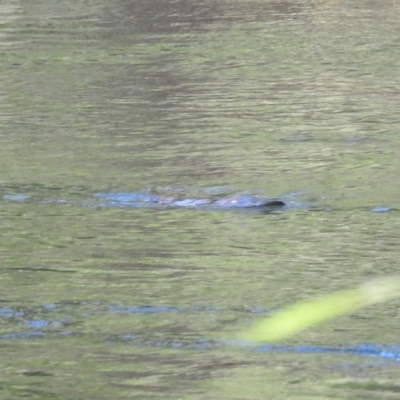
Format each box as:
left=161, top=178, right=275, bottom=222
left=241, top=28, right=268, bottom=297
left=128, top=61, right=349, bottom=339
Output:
left=240, top=276, right=400, bottom=343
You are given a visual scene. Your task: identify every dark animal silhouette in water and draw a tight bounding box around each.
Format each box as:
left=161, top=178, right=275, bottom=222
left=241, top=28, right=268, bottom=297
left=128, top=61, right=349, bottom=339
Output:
left=94, top=193, right=286, bottom=209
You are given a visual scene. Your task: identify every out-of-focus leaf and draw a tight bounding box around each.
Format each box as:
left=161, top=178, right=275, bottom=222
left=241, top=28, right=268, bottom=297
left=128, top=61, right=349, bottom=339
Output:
left=240, top=277, right=400, bottom=343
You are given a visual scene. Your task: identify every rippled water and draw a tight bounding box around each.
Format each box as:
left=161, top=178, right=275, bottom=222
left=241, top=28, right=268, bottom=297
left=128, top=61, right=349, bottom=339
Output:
left=1, top=1, right=400, bottom=398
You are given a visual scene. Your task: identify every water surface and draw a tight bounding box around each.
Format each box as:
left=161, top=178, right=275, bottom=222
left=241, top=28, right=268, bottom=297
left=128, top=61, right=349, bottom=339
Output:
left=1, top=0, right=400, bottom=398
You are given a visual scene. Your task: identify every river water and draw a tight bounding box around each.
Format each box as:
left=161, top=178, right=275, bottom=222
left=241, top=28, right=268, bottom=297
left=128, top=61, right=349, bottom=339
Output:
left=1, top=1, right=400, bottom=399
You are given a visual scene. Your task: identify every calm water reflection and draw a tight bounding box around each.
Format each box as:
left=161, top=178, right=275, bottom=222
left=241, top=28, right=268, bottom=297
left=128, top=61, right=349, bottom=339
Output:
left=1, top=0, right=400, bottom=398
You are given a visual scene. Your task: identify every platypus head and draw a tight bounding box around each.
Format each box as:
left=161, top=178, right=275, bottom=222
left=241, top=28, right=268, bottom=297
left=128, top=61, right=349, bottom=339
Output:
left=259, top=200, right=285, bottom=207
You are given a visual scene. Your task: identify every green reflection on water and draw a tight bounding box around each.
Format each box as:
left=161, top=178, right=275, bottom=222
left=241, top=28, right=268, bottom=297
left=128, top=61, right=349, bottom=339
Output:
left=1, top=0, right=400, bottom=398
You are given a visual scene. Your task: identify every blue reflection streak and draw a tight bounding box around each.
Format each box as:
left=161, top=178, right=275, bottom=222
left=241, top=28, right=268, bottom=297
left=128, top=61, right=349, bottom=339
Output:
left=372, top=206, right=392, bottom=212
left=0, top=308, right=24, bottom=318
left=256, top=344, right=400, bottom=363
left=25, top=320, right=50, bottom=329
